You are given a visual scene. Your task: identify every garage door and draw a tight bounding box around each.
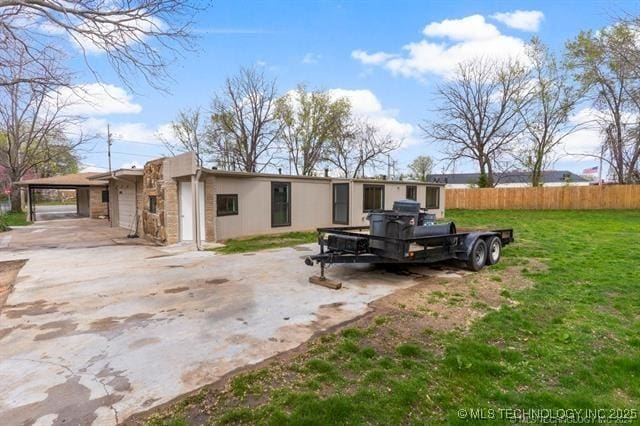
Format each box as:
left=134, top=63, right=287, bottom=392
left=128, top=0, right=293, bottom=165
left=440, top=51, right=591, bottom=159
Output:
left=117, top=183, right=136, bottom=230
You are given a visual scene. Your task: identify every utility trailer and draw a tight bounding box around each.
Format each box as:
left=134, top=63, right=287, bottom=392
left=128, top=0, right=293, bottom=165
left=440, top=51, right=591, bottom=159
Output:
left=304, top=199, right=513, bottom=288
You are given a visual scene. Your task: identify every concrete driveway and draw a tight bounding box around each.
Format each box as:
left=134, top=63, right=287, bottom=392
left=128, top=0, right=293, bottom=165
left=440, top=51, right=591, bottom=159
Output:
left=0, top=219, right=430, bottom=425
left=34, top=204, right=79, bottom=221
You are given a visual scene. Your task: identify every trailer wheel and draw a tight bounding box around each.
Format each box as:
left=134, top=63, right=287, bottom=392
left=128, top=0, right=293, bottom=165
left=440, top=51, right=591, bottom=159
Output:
left=466, top=239, right=487, bottom=271
left=486, top=236, right=502, bottom=265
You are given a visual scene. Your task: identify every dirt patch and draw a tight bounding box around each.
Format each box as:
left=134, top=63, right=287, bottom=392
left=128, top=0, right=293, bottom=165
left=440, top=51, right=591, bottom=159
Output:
left=206, top=278, right=229, bottom=285
left=164, top=287, right=190, bottom=294
left=35, top=320, right=79, bottom=341
left=129, top=337, right=161, bottom=349
left=3, top=299, right=68, bottom=319
left=0, top=259, right=27, bottom=312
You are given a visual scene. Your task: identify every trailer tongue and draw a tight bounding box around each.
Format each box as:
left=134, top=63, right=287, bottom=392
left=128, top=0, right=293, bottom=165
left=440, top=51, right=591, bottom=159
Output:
left=305, top=199, right=513, bottom=288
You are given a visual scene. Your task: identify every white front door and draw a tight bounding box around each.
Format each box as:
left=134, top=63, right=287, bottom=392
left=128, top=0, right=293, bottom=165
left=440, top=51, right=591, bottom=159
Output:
left=179, top=181, right=205, bottom=241
left=117, top=183, right=136, bottom=230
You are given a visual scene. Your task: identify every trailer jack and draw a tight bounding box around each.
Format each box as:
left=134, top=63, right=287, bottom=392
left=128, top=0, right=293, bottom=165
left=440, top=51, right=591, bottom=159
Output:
left=305, top=257, right=342, bottom=290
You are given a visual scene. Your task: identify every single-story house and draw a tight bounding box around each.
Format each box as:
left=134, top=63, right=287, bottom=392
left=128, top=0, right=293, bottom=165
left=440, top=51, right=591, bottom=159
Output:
left=429, top=170, right=590, bottom=188
left=91, top=152, right=446, bottom=245
left=15, top=173, right=109, bottom=221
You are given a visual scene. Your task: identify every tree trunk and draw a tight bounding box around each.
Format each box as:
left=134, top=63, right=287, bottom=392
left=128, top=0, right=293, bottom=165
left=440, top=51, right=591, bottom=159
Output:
left=531, top=154, right=544, bottom=187
left=10, top=183, right=22, bottom=212
left=486, top=160, right=495, bottom=188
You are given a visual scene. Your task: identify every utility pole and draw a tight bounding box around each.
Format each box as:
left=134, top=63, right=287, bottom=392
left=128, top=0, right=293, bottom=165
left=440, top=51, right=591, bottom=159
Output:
left=107, top=124, right=113, bottom=172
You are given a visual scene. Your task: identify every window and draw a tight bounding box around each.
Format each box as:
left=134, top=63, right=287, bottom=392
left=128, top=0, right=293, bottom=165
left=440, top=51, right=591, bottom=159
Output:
left=217, top=194, right=238, bottom=216
left=332, top=183, right=349, bottom=224
left=101, top=190, right=109, bottom=203
left=271, top=182, right=291, bottom=227
left=406, top=185, right=417, bottom=200
left=148, top=195, right=157, bottom=213
left=363, top=185, right=384, bottom=211
left=425, top=187, right=440, bottom=209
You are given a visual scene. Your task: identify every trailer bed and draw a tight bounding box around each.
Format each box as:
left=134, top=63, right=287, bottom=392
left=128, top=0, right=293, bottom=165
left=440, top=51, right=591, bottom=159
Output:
left=305, top=225, right=514, bottom=282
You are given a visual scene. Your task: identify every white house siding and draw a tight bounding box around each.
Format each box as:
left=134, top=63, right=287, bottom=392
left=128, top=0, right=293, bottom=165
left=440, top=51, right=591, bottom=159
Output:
left=214, top=176, right=332, bottom=241
left=349, top=181, right=445, bottom=226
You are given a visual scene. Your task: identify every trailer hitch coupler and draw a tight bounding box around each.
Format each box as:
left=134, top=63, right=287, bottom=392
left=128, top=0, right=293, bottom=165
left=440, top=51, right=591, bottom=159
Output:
left=304, top=257, right=314, bottom=266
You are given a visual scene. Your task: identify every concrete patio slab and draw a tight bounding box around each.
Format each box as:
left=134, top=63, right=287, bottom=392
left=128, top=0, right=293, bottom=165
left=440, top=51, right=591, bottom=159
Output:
left=0, top=219, right=446, bottom=425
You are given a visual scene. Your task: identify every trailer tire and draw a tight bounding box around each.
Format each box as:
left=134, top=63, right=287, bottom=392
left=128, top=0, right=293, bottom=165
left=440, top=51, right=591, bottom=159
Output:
left=466, top=239, right=487, bottom=271
left=486, top=236, right=502, bottom=265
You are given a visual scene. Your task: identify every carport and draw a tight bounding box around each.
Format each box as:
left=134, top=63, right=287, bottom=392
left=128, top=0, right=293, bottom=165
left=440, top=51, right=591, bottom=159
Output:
left=16, top=173, right=109, bottom=221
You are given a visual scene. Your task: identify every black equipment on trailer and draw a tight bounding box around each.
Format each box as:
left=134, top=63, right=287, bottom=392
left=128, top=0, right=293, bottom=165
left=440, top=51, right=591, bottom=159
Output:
left=305, top=199, right=513, bottom=282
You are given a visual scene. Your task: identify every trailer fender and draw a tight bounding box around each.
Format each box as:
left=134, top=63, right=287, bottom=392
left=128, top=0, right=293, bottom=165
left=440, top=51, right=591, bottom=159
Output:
left=459, top=232, right=499, bottom=261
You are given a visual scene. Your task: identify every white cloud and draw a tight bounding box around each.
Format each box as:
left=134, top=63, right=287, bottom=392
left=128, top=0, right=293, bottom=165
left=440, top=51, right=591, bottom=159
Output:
left=352, top=14, right=528, bottom=80
left=302, top=53, right=322, bottom=64
left=423, top=15, right=500, bottom=41
left=351, top=50, right=397, bottom=65
left=55, top=83, right=142, bottom=116
left=491, top=10, right=544, bottom=32
left=79, top=164, right=108, bottom=173
left=68, top=116, right=172, bottom=146
left=327, top=89, right=416, bottom=148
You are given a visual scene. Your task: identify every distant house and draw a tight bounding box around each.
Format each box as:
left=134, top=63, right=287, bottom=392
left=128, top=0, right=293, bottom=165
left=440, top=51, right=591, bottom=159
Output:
left=429, top=170, right=590, bottom=188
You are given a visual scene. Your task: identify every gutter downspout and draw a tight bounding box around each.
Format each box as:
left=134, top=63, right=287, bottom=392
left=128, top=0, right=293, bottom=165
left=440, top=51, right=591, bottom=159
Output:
left=192, top=168, right=203, bottom=251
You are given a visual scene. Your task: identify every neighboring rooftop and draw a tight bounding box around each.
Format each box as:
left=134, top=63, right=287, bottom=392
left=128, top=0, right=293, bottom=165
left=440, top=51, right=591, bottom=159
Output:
left=15, top=172, right=108, bottom=187
left=429, top=170, right=589, bottom=185
left=89, top=169, right=144, bottom=180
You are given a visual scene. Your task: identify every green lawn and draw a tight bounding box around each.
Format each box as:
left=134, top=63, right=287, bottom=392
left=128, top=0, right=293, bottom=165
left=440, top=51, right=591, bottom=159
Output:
left=0, top=211, right=31, bottom=231
left=211, top=231, right=317, bottom=254
left=145, top=210, right=640, bottom=425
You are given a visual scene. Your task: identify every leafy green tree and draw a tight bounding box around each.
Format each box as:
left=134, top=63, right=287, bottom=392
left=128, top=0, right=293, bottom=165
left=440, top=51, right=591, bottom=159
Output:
left=519, top=37, right=582, bottom=187
left=566, top=23, right=640, bottom=184
left=408, top=155, right=433, bottom=181
left=275, top=85, right=351, bottom=175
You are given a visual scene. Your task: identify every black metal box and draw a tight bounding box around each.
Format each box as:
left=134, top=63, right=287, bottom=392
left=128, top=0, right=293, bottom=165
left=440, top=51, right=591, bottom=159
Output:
left=327, top=234, right=369, bottom=254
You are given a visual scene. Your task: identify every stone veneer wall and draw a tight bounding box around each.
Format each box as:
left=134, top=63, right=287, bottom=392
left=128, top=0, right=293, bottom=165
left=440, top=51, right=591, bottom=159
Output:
left=142, top=159, right=167, bottom=244
left=204, top=175, right=216, bottom=242
left=89, top=187, right=109, bottom=218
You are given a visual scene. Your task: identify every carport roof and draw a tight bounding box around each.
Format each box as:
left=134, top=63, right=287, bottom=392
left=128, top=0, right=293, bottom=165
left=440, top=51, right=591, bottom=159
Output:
left=16, top=173, right=108, bottom=187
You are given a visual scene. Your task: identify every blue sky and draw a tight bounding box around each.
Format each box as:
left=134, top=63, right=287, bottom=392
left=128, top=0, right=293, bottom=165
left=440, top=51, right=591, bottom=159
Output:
left=69, top=0, right=638, bottom=175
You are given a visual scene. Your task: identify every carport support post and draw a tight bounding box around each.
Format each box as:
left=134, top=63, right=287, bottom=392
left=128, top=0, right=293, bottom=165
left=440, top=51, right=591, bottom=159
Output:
left=191, top=175, right=200, bottom=249
left=28, top=186, right=34, bottom=222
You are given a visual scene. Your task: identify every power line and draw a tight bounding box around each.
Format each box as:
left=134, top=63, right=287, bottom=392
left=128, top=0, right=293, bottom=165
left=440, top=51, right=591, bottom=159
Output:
left=92, top=150, right=159, bottom=158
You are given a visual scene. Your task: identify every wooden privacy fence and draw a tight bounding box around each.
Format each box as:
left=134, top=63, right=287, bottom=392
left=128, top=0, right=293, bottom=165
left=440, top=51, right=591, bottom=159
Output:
left=446, top=185, right=640, bottom=210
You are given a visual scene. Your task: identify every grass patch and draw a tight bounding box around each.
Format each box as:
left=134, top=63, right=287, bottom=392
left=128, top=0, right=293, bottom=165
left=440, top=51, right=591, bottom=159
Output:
left=144, top=210, right=640, bottom=425
left=0, top=211, right=31, bottom=230
left=211, top=231, right=316, bottom=254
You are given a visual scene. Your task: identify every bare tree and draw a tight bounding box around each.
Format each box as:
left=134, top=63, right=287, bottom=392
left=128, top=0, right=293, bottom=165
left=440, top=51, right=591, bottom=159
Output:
left=518, top=37, right=582, bottom=186
left=0, top=0, right=198, bottom=90
left=408, top=155, right=433, bottom=182
left=423, top=58, right=531, bottom=187
left=325, top=119, right=400, bottom=178
left=208, top=67, right=282, bottom=172
left=274, top=85, right=351, bottom=176
left=0, top=49, right=85, bottom=211
left=162, top=107, right=208, bottom=166
left=566, top=24, right=640, bottom=184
